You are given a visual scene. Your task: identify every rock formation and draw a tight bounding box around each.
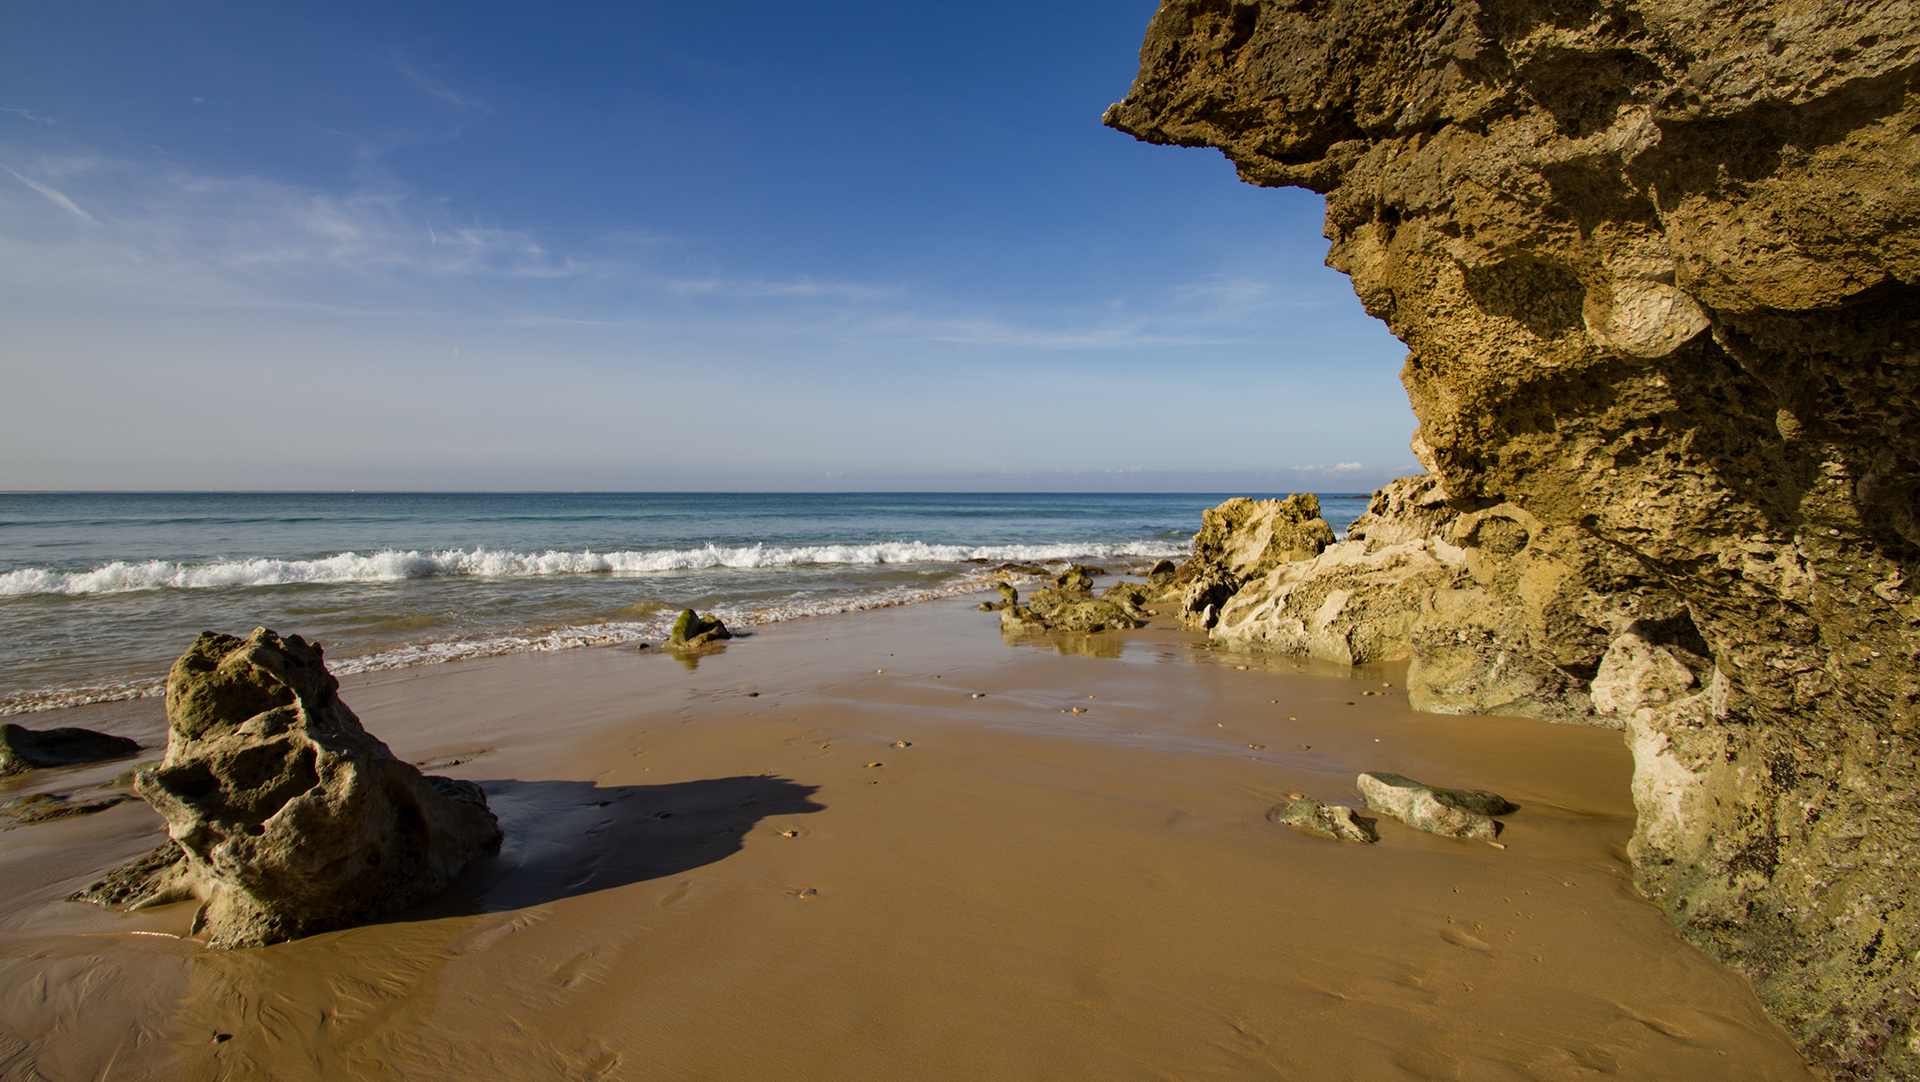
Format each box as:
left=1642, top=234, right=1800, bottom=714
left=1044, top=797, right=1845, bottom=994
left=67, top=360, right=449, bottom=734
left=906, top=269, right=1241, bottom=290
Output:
left=1211, top=475, right=1703, bottom=723
left=0, top=723, right=141, bottom=775
left=1108, top=1, right=1918, bottom=1073
left=81, top=628, right=502, bottom=948
left=997, top=567, right=1150, bottom=634
left=1158, top=494, right=1336, bottom=629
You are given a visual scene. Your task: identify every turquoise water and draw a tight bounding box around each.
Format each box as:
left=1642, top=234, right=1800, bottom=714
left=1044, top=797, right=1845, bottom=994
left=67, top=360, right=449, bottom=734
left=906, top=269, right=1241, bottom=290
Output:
left=0, top=492, right=1373, bottom=713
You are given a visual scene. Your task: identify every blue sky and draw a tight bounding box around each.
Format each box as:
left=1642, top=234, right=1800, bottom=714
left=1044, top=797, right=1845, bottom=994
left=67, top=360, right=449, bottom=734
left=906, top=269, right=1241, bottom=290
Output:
left=0, top=1, right=1416, bottom=492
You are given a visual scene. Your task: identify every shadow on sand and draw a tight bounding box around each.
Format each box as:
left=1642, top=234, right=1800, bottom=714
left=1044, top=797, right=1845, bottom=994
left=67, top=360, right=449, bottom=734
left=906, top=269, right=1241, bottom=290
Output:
left=397, top=774, right=823, bottom=919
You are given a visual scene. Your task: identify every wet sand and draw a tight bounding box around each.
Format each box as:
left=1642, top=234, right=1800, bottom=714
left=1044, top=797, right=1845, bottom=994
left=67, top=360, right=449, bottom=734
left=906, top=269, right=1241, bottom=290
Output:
left=0, top=592, right=1817, bottom=1080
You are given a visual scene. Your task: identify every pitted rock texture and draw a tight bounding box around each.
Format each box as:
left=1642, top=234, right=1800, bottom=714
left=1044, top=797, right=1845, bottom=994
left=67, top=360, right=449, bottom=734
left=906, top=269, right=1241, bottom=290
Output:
left=1162, top=493, right=1336, bottom=628
left=1211, top=475, right=1703, bottom=723
left=1109, top=1, right=1919, bottom=1074
left=104, top=628, right=501, bottom=948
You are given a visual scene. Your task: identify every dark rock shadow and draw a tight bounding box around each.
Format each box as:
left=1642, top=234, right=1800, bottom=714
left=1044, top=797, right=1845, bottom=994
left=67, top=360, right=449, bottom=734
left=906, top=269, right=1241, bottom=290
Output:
left=394, top=774, right=822, bottom=920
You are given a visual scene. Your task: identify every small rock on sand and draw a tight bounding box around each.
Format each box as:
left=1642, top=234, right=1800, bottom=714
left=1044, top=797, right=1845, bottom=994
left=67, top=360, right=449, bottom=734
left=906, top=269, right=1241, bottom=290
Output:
left=0, top=723, right=141, bottom=776
left=1270, top=798, right=1379, bottom=843
left=1357, top=772, right=1516, bottom=839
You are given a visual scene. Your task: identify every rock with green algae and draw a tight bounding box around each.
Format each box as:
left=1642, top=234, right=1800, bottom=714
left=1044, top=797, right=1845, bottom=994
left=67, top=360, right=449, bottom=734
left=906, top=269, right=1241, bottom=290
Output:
left=666, top=609, right=732, bottom=648
left=1000, top=567, right=1150, bottom=634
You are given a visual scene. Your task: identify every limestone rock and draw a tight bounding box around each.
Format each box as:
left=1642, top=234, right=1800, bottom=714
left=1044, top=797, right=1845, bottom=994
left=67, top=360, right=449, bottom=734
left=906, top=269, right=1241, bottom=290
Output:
left=86, top=629, right=502, bottom=948
left=1357, top=772, right=1515, bottom=839
left=1164, top=494, right=1336, bottom=629
left=1209, top=475, right=1692, bottom=725
left=1108, top=1, right=1919, bottom=1065
left=667, top=609, right=732, bottom=648
left=1269, top=797, right=1379, bottom=843
left=0, top=723, right=141, bottom=775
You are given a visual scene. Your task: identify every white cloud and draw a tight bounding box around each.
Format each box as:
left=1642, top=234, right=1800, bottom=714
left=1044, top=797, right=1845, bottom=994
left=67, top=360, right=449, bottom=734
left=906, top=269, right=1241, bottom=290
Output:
left=4, top=166, right=97, bottom=224
left=0, top=150, right=589, bottom=308
left=0, top=145, right=1351, bottom=358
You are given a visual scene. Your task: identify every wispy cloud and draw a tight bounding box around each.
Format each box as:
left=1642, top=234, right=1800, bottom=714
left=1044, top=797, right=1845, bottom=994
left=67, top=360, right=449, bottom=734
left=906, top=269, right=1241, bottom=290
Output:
left=389, top=60, right=472, bottom=110
left=0, top=150, right=590, bottom=307
left=4, top=166, right=97, bottom=224
left=1, top=107, right=55, bottom=125
left=0, top=146, right=1325, bottom=355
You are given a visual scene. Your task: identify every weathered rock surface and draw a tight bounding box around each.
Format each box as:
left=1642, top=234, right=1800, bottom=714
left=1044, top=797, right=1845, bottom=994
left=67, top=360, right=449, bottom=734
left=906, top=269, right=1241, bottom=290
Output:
left=0, top=723, right=141, bottom=775
left=1108, top=1, right=1920, bottom=1072
left=1211, top=475, right=1703, bottom=724
left=1160, top=494, right=1336, bottom=629
left=667, top=609, right=732, bottom=648
left=82, top=628, right=502, bottom=948
left=1269, top=796, right=1380, bottom=842
left=1357, top=772, right=1517, bottom=839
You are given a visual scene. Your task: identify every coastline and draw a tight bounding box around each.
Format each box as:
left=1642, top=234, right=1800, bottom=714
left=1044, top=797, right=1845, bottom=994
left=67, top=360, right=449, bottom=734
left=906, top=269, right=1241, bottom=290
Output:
left=0, top=586, right=1814, bottom=1079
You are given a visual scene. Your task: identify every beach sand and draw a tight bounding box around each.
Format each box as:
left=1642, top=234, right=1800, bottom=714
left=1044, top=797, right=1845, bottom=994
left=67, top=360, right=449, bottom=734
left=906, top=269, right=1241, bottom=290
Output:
left=0, top=591, right=1816, bottom=1080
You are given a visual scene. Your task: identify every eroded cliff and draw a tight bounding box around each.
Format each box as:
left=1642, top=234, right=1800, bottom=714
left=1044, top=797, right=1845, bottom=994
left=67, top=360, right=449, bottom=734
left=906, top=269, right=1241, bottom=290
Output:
left=1106, top=1, right=1920, bottom=1075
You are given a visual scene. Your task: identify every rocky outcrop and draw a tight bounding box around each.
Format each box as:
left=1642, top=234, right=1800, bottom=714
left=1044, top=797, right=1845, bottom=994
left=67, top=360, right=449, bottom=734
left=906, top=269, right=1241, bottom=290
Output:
left=1161, top=494, right=1336, bottom=629
left=82, top=629, right=502, bottom=948
left=1212, top=475, right=1702, bottom=723
left=1108, top=1, right=1919, bottom=1073
left=0, top=723, right=141, bottom=775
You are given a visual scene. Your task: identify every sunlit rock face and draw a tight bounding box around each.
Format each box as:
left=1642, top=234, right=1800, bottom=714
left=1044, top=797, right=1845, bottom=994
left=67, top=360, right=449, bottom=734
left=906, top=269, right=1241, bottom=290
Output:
left=1107, top=2, right=1919, bottom=1074
left=130, top=629, right=502, bottom=948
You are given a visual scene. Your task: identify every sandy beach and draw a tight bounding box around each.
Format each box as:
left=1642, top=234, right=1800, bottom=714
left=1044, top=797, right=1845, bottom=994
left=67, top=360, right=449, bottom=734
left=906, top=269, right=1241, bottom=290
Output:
left=0, top=588, right=1816, bottom=1080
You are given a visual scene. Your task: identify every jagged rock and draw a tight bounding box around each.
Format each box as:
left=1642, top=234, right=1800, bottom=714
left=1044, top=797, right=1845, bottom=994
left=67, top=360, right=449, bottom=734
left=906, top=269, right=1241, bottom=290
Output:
left=1357, top=772, right=1515, bottom=839
left=1209, top=476, right=1692, bottom=724
left=1269, top=797, right=1379, bottom=843
left=0, top=723, right=141, bottom=775
left=667, top=609, right=732, bottom=648
left=80, top=629, right=502, bottom=948
left=1147, top=559, right=1179, bottom=586
left=1162, top=494, right=1336, bottom=629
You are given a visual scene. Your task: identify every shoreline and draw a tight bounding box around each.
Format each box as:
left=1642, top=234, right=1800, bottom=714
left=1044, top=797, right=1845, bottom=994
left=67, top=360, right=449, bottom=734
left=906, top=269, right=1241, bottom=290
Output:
left=0, top=589, right=1816, bottom=1079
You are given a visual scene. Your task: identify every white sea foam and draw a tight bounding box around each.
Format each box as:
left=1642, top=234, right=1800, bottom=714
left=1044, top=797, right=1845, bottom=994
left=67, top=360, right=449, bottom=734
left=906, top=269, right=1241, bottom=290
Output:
left=0, top=540, right=1187, bottom=597
left=0, top=564, right=1071, bottom=715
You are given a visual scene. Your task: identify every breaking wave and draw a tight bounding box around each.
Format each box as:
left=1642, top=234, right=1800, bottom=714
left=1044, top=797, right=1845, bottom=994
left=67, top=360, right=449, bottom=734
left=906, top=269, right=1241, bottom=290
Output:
left=0, top=565, right=1056, bottom=715
left=0, top=540, right=1188, bottom=597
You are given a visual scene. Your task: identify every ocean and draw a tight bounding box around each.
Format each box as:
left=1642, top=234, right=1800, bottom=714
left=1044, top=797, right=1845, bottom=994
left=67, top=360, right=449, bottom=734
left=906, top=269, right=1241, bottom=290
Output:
left=0, top=491, right=1373, bottom=715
